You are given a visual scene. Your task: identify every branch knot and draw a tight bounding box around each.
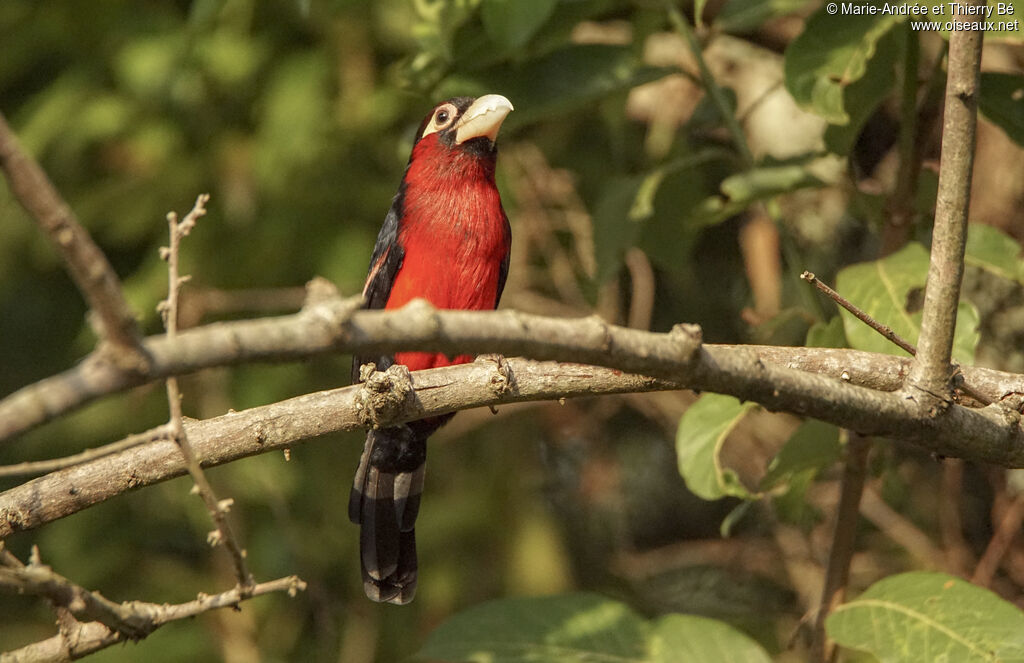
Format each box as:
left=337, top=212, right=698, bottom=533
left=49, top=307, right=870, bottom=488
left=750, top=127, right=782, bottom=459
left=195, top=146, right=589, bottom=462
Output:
left=356, top=364, right=415, bottom=429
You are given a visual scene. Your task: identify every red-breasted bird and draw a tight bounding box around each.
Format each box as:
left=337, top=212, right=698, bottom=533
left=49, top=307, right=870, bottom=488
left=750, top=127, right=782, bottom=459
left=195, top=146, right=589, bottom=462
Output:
left=349, top=94, right=514, bottom=604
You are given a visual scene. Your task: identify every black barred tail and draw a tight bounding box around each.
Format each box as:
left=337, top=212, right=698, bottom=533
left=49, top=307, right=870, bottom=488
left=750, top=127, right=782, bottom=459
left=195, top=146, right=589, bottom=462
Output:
left=348, top=425, right=426, bottom=604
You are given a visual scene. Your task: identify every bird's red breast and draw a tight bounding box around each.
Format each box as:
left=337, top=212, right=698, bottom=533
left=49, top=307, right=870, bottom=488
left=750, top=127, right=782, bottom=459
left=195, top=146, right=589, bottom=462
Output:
left=381, top=103, right=512, bottom=371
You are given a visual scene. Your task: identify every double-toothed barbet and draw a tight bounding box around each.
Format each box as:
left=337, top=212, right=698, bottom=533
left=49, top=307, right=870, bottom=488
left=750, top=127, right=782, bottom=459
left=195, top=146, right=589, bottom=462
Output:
left=349, top=94, right=514, bottom=604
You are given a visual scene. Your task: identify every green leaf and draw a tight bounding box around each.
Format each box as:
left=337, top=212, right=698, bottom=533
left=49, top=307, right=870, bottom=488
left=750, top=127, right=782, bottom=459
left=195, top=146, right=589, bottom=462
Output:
left=677, top=394, right=758, bottom=501
left=416, top=594, right=649, bottom=662
left=965, top=223, right=1024, bottom=285
left=827, top=572, right=1024, bottom=663
left=595, top=150, right=735, bottom=283
left=834, top=243, right=980, bottom=363
left=720, top=162, right=825, bottom=204
left=438, top=44, right=676, bottom=129
left=651, top=614, right=772, bottom=663
left=761, top=419, right=841, bottom=490
left=823, top=24, right=900, bottom=155
left=979, top=72, right=1024, bottom=148
left=416, top=593, right=774, bottom=663
left=715, top=0, right=814, bottom=34
left=806, top=315, right=848, bottom=348
left=480, top=0, right=558, bottom=53
left=784, top=4, right=901, bottom=124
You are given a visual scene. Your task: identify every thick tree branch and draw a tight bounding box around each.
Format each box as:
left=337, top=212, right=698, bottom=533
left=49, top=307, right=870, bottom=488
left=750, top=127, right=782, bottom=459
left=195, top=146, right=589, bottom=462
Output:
left=906, top=3, right=984, bottom=399
left=1, top=292, right=1023, bottom=471
left=0, top=359, right=674, bottom=537
left=0, top=112, right=144, bottom=363
left=3, top=349, right=1024, bottom=539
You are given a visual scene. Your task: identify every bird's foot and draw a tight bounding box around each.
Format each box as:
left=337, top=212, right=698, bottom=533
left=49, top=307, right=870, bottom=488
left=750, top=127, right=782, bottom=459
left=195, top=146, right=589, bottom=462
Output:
left=476, top=353, right=513, bottom=399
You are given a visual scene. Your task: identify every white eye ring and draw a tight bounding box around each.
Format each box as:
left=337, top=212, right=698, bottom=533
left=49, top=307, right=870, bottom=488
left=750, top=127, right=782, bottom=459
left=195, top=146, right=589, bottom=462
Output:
left=422, top=103, right=459, bottom=139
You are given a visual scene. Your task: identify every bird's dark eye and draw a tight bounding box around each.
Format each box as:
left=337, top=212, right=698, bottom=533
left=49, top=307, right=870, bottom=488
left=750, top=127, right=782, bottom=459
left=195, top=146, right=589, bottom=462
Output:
left=436, top=110, right=450, bottom=124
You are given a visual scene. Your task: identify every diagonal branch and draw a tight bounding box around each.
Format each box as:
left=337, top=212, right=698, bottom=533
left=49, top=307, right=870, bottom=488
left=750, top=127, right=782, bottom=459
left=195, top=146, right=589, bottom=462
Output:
left=0, top=112, right=145, bottom=364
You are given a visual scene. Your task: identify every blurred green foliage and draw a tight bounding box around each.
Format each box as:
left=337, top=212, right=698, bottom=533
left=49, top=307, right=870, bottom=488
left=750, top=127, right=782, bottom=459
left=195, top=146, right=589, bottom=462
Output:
left=2, top=0, right=1024, bottom=661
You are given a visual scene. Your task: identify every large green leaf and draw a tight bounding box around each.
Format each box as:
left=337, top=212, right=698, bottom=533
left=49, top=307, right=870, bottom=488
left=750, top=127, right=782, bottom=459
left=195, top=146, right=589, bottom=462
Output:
left=979, top=72, right=1024, bottom=148
left=827, top=572, right=1024, bottom=662
left=834, top=242, right=980, bottom=362
left=965, top=223, right=1024, bottom=285
left=415, top=594, right=773, bottom=663
left=480, top=0, right=558, bottom=53
left=822, top=23, right=900, bottom=155
left=784, top=4, right=901, bottom=124
left=677, top=394, right=758, bottom=501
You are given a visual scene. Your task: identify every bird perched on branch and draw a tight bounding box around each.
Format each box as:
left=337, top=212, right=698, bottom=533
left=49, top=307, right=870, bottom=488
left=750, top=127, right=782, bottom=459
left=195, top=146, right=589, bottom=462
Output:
left=349, top=94, right=514, bottom=604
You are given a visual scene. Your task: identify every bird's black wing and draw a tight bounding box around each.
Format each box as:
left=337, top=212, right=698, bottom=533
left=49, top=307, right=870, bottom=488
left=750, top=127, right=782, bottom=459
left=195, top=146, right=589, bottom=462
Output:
left=352, top=191, right=405, bottom=384
left=494, top=209, right=512, bottom=308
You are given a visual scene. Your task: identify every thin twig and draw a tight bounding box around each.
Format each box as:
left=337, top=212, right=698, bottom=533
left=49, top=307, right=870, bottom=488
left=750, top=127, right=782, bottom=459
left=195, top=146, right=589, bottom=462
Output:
left=810, top=433, right=872, bottom=663
left=160, top=194, right=253, bottom=591
left=906, top=1, right=985, bottom=399
left=938, top=459, right=975, bottom=576
left=0, top=112, right=145, bottom=363
left=880, top=23, right=921, bottom=257
left=0, top=425, right=172, bottom=478
left=801, top=271, right=918, bottom=356
left=972, top=493, right=1024, bottom=588
left=0, top=555, right=304, bottom=663
left=800, top=272, right=993, bottom=406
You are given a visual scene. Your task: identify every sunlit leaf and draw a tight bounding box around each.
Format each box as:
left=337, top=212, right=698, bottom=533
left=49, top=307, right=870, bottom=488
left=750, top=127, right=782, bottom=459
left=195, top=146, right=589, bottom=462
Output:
left=834, top=243, right=980, bottom=362
left=784, top=4, right=901, bottom=124
left=806, top=315, right=848, bottom=348
left=415, top=593, right=651, bottom=662
left=677, top=393, right=758, bottom=501
left=827, top=572, right=1024, bottom=663
left=415, top=593, right=774, bottom=663
left=652, top=614, right=772, bottom=663
left=965, top=223, right=1024, bottom=285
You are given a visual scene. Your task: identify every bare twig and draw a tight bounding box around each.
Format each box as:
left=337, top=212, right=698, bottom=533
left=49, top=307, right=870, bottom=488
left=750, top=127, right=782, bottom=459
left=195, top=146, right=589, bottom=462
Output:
left=810, top=433, right=871, bottom=663
left=624, top=248, right=655, bottom=330
left=801, top=271, right=917, bottom=356
left=972, top=493, right=1024, bottom=588
left=0, top=424, right=172, bottom=478
left=860, top=485, right=947, bottom=569
left=800, top=272, right=993, bottom=406
left=906, top=2, right=985, bottom=399
left=0, top=112, right=144, bottom=363
left=880, top=24, right=921, bottom=257
left=0, top=560, right=304, bottom=663
left=160, top=194, right=253, bottom=591
left=938, top=459, right=976, bottom=576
